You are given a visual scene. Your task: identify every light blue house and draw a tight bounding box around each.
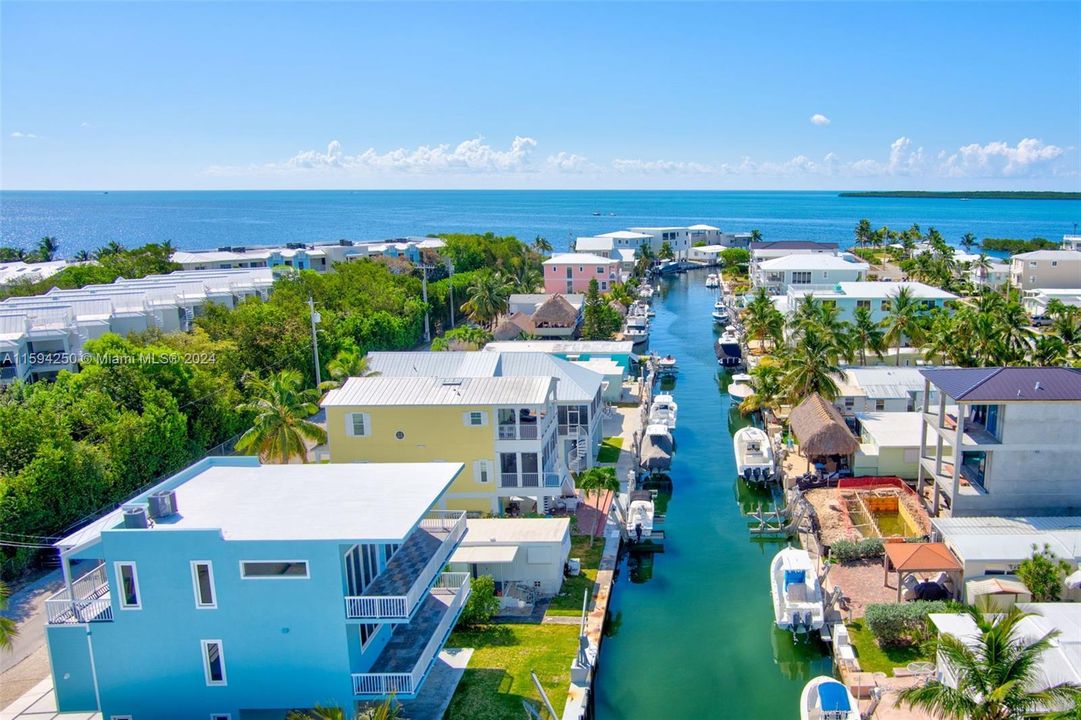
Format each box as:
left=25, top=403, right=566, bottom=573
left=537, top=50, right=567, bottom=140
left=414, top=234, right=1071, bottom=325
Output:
left=44, top=457, right=469, bottom=720
left=772, top=281, right=958, bottom=324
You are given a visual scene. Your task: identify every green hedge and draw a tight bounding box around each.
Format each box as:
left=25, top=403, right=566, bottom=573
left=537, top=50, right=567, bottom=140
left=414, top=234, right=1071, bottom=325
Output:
left=829, top=537, right=885, bottom=562
left=865, top=601, right=949, bottom=646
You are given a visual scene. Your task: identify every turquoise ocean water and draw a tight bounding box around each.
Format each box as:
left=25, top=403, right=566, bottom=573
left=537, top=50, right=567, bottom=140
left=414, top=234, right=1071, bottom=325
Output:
left=1, top=190, right=1078, bottom=254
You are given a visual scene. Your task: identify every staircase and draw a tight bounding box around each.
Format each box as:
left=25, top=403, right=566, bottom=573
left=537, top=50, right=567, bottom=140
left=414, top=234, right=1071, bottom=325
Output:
left=568, top=425, right=589, bottom=472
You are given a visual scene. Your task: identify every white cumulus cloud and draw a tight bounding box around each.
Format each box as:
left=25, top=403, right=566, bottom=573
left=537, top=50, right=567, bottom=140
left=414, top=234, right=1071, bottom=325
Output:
left=9, top=131, right=40, bottom=139
left=611, top=158, right=714, bottom=174
left=809, top=114, right=831, bottom=126
left=546, top=152, right=596, bottom=173
left=940, top=138, right=1067, bottom=178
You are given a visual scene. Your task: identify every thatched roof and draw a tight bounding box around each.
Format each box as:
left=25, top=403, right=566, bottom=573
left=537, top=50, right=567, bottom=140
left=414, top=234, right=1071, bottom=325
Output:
left=788, top=393, right=859, bottom=457
left=492, top=312, right=534, bottom=341
left=532, top=294, right=580, bottom=328
left=608, top=299, right=627, bottom=314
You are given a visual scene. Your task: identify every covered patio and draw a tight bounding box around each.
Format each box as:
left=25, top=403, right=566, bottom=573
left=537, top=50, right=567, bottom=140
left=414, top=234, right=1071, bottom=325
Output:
left=787, top=393, right=860, bottom=474
left=883, top=542, right=963, bottom=602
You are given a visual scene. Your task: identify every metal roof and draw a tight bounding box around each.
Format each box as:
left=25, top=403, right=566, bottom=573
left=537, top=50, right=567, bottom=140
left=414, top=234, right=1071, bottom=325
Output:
left=920, top=367, right=1081, bottom=402
left=322, top=375, right=554, bottom=407
left=757, top=254, right=868, bottom=271
left=749, top=241, right=838, bottom=250
left=367, top=351, right=501, bottom=378
left=543, top=253, right=617, bottom=265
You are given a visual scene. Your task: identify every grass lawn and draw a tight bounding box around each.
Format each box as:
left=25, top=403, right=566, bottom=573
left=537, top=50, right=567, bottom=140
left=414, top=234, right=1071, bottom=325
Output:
left=596, top=436, right=623, bottom=463
left=545, top=534, right=603, bottom=616
left=445, top=623, right=580, bottom=720
left=847, top=620, right=933, bottom=676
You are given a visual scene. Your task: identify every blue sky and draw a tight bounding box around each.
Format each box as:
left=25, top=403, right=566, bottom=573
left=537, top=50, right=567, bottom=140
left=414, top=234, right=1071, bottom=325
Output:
left=2, top=1, right=1079, bottom=190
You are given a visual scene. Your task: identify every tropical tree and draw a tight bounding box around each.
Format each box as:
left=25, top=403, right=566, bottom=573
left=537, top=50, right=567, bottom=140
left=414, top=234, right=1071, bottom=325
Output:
left=738, top=362, right=784, bottom=416
left=1017, top=543, right=1071, bottom=602
left=0, top=581, right=17, bottom=650
left=850, top=306, right=886, bottom=365
left=532, top=235, right=552, bottom=255
left=95, top=240, right=126, bottom=258
left=881, top=286, right=927, bottom=365
left=460, top=272, right=513, bottom=329
left=854, top=219, right=874, bottom=248
left=750, top=229, right=763, bottom=243
left=36, top=236, right=59, bottom=262
left=431, top=325, right=493, bottom=351
left=581, top=278, right=622, bottom=340
left=970, top=253, right=994, bottom=288
left=286, top=697, right=403, bottom=720
left=896, top=605, right=1081, bottom=720
left=235, top=370, right=327, bottom=463
left=576, top=466, right=619, bottom=546
left=320, top=343, right=379, bottom=391
left=658, top=241, right=674, bottom=261
left=960, top=232, right=978, bottom=253
left=742, top=288, right=786, bottom=353
left=72, top=249, right=92, bottom=262
left=996, top=301, right=1036, bottom=363
left=782, top=328, right=841, bottom=401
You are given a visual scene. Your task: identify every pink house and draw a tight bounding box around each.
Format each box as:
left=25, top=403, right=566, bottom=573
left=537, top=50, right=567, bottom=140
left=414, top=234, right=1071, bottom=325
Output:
left=543, top=253, right=620, bottom=294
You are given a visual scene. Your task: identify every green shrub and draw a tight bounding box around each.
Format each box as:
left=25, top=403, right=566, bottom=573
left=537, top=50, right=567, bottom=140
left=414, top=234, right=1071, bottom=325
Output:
left=829, top=537, right=885, bottom=562
left=457, top=575, right=500, bottom=628
left=865, top=601, right=949, bottom=647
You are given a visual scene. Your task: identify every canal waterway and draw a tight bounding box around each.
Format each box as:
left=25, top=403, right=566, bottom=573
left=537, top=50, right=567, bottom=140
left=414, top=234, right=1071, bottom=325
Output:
left=594, top=268, right=832, bottom=719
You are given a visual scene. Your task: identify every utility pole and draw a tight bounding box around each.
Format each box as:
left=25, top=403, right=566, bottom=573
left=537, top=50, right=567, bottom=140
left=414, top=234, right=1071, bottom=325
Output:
left=447, top=261, right=456, bottom=328
left=418, top=264, right=435, bottom=343
left=308, top=296, right=322, bottom=386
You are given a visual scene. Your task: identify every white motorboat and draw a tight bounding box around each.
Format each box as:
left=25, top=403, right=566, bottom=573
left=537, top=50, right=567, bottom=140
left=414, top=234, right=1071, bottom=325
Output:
left=705, top=273, right=720, bottom=288
left=728, top=373, right=755, bottom=402
left=714, top=298, right=726, bottom=310
left=624, top=490, right=656, bottom=542
left=716, top=328, right=743, bottom=367
left=640, top=423, right=674, bottom=471
left=799, top=676, right=860, bottom=720
left=624, top=314, right=649, bottom=345
left=649, top=393, right=678, bottom=429
left=655, top=354, right=678, bottom=373
left=637, top=284, right=655, bottom=300
left=733, top=426, right=775, bottom=483
left=712, top=308, right=730, bottom=324
left=771, top=547, right=825, bottom=635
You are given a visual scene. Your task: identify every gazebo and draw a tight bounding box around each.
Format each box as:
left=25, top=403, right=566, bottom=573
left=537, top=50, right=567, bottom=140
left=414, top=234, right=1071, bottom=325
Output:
left=787, top=393, right=859, bottom=469
left=883, top=542, right=963, bottom=602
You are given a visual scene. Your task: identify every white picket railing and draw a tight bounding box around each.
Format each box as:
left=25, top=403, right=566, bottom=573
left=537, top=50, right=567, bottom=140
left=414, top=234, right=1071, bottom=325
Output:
left=45, top=563, right=113, bottom=624
left=344, top=511, right=466, bottom=621
left=351, top=573, right=470, bottom=698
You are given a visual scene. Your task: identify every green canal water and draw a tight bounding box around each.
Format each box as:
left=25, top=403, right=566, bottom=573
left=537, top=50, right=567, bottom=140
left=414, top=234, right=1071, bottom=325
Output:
left=594, top=270, right=833, bottom=719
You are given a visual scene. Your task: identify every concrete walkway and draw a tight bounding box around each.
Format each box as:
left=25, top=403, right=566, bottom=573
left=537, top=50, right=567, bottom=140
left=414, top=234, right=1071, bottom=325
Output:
left=0, top=677, right=99, bottom=720
left=400, top=648, right=473, bottom=720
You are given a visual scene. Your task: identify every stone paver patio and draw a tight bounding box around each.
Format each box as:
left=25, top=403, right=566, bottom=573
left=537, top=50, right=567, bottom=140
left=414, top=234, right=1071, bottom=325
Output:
left=826, top=559, right=898, bottom=618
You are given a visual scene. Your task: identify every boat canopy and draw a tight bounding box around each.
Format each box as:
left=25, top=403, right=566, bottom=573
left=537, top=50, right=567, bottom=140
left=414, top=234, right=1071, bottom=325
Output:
left=818, top=681, right=851, bottom=712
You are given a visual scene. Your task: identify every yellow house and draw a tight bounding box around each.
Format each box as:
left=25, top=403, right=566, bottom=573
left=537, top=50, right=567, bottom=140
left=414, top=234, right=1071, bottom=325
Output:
left=322, top=375, right=571, bottom=514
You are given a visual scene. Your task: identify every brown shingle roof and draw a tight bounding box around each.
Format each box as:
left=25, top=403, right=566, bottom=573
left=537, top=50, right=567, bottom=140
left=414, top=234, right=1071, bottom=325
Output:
left=788, top=393, right=859, bottom=457
left=531, top=294, right=580, bottom=328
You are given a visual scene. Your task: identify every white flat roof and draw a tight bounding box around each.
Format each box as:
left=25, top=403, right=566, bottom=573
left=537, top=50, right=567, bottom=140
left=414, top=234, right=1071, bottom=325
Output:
left=596, top=230, right=653, bottom=239
left=856, top=412, right=924, bottom=448
left=60, top=459, right=461, bottom=548
left=451, top=545, right=520, bottom=564
left=687, top=224, right=720, bottom=231
left=758, top=254, right=869, bottom=271
left=835, top=281, right=957, bottom=300
left=484, top=340, right=633, bottom=354
left=543, top=253, right=616, bottom=265
left=322, top=375, right=553, bottom=407
left=462, top=518, right=570, bottom=544
left=933, top=516, right=1081, bottom=563
left=574, top=237, right=616, bottom=252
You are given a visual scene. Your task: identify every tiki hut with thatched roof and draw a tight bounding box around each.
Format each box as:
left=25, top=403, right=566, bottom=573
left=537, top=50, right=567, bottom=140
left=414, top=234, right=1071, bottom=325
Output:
left=530, top=293, right=581, bottom=338
left=492, top=312, right=535, bottom=341
left=608, top=299, right=627, bottom=315
left=787, top=393, right=859, bottom=465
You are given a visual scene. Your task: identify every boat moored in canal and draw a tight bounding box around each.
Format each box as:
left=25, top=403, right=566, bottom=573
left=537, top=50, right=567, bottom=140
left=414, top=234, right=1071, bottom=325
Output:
left=711, top=307, right=730, bottom=324
left=640, top=423, right=674, bottom=472
left=799, top=676, right=860, bottom=720
left=716, top=329, right=743, bottom=367
left=733, top=426, right=775, bottom=484
left=655, top=354, right=678, bottom=374
left=649, top=393, right=678, bottom=429
left=771, top=547, right=825, bottom=636
left=728, top=373, right=755, bottom=402
left=705, top=273, right=720, bottom=288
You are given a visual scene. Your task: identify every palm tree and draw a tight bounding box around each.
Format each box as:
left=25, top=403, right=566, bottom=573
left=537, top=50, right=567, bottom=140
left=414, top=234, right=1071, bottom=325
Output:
left=658, top=241, right=674, bottom=261
left=287, top=697, right=402, bottom=720
left=996, top=301, right=1036, bottom=363
left=235, top=370, right=327, bottom=463
left=576, top=466, right=619, bottom=547
left=72, top=249, right=92, bottom=262
left=320, top=344, right=379, bottom=392
left=960, top=232, right=978, bottom=253
left=0, top=580, right=18, bottom=650
left=882, top=286, right=927, bottom=365
left=970, top=254, right=994, bottom=288
left=36, top=236, right=58, bottom=262
left=532, top=235, right=552, bottom=255
left=851, top=306, right=886, bottom=365
left=738, top=362, right=784, bottom=416
left=854, top=219, right=874, bottom=249
left=1032, top=335, right=1069, bottom=365
left=508, top=261, right=542, bottom=293
left=1050, top=310, right=1081, bottom=360
left=460, top=272, right=513, bottom=329
left=95, top=240, right=126, bottom=258
left=897, top=605, right=1081, bottom=720
left=782, top=328, right=841, bottom=401
left=750, top=229, right=763, bottom=244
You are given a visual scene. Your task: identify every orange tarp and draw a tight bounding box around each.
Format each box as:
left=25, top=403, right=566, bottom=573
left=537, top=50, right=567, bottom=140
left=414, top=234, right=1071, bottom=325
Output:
left=884, top=542, right=962, bottom=573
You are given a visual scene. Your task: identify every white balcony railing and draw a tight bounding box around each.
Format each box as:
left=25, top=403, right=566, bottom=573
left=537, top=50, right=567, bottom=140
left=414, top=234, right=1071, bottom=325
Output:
left=351, top=572, right=471, bottom=698
left=45, top=563, right=113, bottom=624
left=344, top=511, right=466, bottom=622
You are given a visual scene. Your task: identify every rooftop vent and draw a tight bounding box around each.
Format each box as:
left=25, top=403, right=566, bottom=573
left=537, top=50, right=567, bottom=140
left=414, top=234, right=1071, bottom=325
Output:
left=1035, top=381, right=1043, bottom=391
left=122, top=506, right=149, bottom=529
left=148, top=490, right=178, bottom=519
left=441, top=378, right=464, bottom=387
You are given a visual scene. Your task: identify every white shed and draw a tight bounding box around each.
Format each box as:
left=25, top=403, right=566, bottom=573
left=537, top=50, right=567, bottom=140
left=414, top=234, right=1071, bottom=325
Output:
left=449, top=518, right=572, bottom=597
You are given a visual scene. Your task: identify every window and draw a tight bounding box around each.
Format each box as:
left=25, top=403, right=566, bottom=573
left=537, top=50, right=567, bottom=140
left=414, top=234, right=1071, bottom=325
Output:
left=359, top=623, right=378, bottom=649
left=464, top=411, right=486, bottom=427
left=474, top=460, right=491, bottom=484
left=856, top=300, right=871, bottom=310
left=115, top=562, right=140, bottom=610
left=596, top=266, right=604, bottom=273
left=791, top=272, right=812, bottom=284
left=880, top=300, right=890, bottom=312
left=191, top=562, right=216, bottom=609
left=843, top=397, right=855, bottom=410
left=347, top=413, right=370, bottom=437
left=1029, top=261, right=1038, bottom=268
left=201, top=640, right=227, bottom=686
left=874, top=400, right=886, bottom=411
left=601, top=282, right=607, bottom=291
left=1052, top=261, right=1058, bottom=267
left=241, top=561, right=309, bottom=579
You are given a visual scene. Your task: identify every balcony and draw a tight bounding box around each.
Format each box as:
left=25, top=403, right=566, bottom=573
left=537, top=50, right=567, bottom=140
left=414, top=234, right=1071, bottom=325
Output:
left=351, top=572, right=470, bottom=699
left=498, top=423, right=540, bottom=440
left=344, top=510, right=466, bottom=622
left=921, top=412, right=1001, bottom=446
left=499, top=471, right=564, bottom=490
left=919, top=456, right=987, bottom=497
left=45, top=563, right=113, bottom=624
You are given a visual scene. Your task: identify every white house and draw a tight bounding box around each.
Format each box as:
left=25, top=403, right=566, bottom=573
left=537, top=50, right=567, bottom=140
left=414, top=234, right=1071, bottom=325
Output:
left=448, top=518, right=572, bottom=602
left=754, top=253, right=869, bottom=293
left=853, top=412, right=924, bottom=479
left=0, top=260, right=72, bottom=287
left=1063, top=235, right=1081, bottom=251
left=834, top=366, right=936, bottom=415
left=931, top=515, right=1081, bottom=582
left=772, top=281, right=957, bottom=324
left=1022, top=288, right=1081, bottom=317
left=749, top=240, right=839, bottom=277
